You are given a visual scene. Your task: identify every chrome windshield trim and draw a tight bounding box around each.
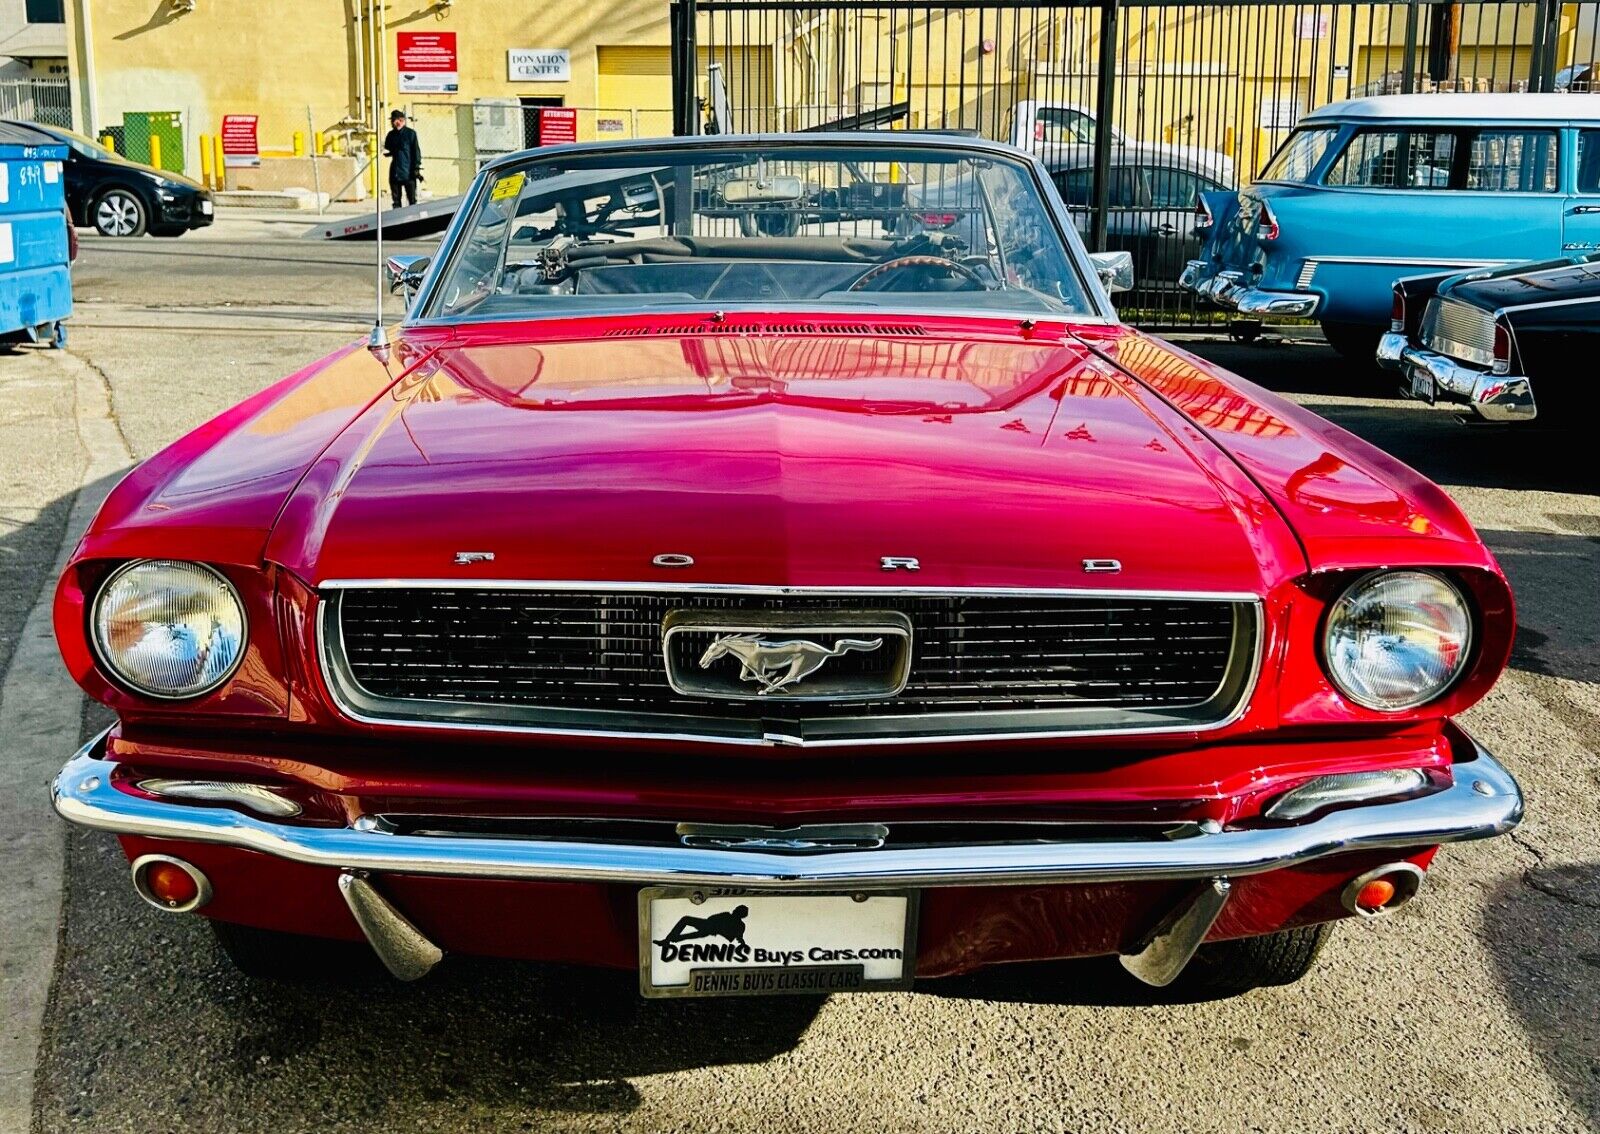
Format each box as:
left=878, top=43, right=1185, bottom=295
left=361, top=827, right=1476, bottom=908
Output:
left=313, top=584, right=1265, bottom=747
left=53, top=729, right=1522, bottom=890
left=409, top=131, right=1117, bottom=324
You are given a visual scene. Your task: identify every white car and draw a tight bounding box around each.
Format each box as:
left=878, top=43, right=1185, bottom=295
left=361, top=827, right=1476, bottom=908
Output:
left=1007, top=100, right=1235, bottom=184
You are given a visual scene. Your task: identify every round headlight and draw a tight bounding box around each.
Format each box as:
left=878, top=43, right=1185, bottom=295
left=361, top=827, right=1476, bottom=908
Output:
left=91, top=560, right=246, bottom=699
left=1323, top=570, right=1471, bottom=711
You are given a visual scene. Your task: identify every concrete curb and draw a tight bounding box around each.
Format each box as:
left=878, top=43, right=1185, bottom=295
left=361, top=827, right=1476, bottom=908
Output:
left=0, top=351, right=131, bottom=1134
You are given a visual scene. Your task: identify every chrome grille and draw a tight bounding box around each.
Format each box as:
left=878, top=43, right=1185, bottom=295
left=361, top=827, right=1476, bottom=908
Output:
left=1421, top=298, right=1495, bottom=367
left=321, top=586, right=1259, bottom=745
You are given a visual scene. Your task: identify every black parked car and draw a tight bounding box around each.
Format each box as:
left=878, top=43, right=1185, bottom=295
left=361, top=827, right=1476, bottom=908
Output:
left=1378, top=252, right=1600, bottom=423
left=5, top=121, right=213, bottom=238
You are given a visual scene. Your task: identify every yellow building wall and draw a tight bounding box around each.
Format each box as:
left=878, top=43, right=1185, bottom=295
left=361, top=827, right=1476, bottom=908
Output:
left=64, top=0, right=681, bottom=183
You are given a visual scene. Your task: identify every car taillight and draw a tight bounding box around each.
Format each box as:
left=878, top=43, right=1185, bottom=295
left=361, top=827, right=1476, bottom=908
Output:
left=1194, top=196, right=1214, bottom=232
left=1390, top=289, right=1406, bottom=333
left=1258, top=201, right=1280, bottom=242
left=920, top=213, right=958, bottom=229
left=1492, top=321, right=1512, bottom=375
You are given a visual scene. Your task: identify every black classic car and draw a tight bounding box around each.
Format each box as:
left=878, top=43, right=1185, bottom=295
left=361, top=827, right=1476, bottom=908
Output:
left=1378, top=252, right=1600, bottom=423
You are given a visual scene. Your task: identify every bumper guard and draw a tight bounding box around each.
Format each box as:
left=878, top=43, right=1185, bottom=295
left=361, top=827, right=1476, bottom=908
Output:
left=1179, top=260, right=1321, bottom=319
left=1377, top=332, right=1537, bottom=422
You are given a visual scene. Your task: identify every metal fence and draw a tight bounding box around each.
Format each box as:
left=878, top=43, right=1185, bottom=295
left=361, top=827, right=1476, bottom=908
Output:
left=671, top=0, right=1600, bottom=325
left=0, top=77, right=72, bottom=129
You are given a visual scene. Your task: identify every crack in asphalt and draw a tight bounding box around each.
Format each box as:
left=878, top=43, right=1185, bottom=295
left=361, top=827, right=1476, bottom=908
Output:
left=65, top=349, right=136, bottom=465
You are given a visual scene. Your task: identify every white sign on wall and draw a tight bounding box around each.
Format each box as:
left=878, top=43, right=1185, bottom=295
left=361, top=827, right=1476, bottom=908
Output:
left=508, top=49, right=571, bottom=82
left=1259, top=99, right=1302, bottom=129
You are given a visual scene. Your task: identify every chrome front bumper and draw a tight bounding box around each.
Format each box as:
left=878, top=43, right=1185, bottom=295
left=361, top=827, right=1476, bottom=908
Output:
left=53, top=731, right=1522, bottom=891
left=1377, top=332, right=1537, bottom=423
left=1179, top=260, right=1321, bottom=319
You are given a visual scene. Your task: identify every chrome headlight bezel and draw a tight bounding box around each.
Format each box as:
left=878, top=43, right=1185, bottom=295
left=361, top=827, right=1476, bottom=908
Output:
left=1321, top=569, right=1474, bottom=712
left=89, top=559, right=248, bottom=701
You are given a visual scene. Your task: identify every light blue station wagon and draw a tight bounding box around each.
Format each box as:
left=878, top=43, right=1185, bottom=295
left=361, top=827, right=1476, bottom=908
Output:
left=1181, top=94, right=1600, bottom=358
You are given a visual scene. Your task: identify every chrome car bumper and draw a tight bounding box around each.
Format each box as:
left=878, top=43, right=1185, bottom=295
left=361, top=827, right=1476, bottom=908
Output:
left=53, top=731, right=1522, bottom=891
left=1377, top=332, right=1537, bottom=423
left=1179, top=260, right=1321, bottom=319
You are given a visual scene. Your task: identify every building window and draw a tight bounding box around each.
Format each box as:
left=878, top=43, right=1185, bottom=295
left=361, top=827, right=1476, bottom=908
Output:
left=26, top=0, right=66, bottom=23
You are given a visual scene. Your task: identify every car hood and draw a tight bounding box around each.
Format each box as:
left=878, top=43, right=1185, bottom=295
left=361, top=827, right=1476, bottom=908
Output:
left=1446, top=256, right=1600, bottom=310
left=264, top=324, right=1295, bottom=595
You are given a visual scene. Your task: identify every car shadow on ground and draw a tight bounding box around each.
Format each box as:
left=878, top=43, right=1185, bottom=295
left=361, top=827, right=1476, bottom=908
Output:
left=1482, top=865, right=1600, bottom=1127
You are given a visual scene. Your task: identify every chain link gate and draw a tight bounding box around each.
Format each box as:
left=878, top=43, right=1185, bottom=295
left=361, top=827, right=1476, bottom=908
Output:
left=671, top=0, right=1600, bottom=328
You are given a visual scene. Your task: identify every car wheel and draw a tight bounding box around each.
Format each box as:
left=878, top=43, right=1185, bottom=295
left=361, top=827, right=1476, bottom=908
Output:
left=92, top=188, right=147, bottom=237
left=1320, top=320, right=1382, bottom=363
left=210, top=920, right=380, bottom=981
left=1174, top=923, right=1332, bottom=997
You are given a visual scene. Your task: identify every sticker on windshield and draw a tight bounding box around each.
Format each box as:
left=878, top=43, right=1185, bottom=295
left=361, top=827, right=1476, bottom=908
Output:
left=490, top=172, right=525, bottom=201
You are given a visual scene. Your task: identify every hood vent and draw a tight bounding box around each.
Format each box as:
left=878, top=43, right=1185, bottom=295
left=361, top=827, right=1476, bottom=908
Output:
left=604, top=323, right=929, bottom=338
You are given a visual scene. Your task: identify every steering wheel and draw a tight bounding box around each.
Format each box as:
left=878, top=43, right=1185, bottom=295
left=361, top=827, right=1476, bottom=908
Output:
left=848, top=255, right=988, bottom=293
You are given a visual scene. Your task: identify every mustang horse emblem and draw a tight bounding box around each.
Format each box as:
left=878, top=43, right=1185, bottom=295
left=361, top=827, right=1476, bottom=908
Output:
left=698, top=635, right=883, bottom=695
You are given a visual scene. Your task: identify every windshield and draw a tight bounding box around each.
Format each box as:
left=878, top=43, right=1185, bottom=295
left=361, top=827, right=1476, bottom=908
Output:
left=1259, top=127, right=1338, bottom=183
left=425, top=143, right=1094, bottom=321
left=45, top=126, right=118, bottom=162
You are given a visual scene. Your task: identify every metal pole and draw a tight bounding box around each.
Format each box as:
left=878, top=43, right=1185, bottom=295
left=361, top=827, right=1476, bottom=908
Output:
left=353, top=5, right=365, bottom=123
left=1528, top=0, right=1560, bottom=91
left=1089, top=0, right=1119, bottom=253
left=307, top=106, right=324, bottom=215
left=671, top=0, right=700, bottom=136
left=1401, top=1, right=1419, bottom=92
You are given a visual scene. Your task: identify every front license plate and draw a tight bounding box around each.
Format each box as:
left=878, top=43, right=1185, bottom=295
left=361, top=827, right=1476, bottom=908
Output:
left=200, top=199, right=213, bottom=215
left=638, top=888, right=916, bottom=998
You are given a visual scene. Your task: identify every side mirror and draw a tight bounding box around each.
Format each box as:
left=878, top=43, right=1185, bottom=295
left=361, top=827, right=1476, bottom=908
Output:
left=1088, top=250, right=1134, bottom=294
left=385, top=254, right=431, bottom=305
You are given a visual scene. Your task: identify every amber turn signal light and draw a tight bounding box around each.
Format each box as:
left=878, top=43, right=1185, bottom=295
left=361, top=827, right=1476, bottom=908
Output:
left=1340, top=862, right=1424, bottom=918
left=130, top=854, right=212, bottom=913
left=1354, top=878, right=1397, bottom=911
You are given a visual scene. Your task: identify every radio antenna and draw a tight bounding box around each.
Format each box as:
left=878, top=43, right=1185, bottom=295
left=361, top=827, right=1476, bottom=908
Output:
left=365, top=0, right=390, bottom=363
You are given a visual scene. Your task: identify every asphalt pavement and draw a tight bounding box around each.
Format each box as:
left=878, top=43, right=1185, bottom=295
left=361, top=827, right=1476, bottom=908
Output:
left=2, top=220, right=1597, bottom=1133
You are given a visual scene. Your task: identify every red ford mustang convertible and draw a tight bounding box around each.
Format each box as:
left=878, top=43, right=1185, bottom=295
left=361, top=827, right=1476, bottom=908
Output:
left=53, top=134, right=1521, bottom=998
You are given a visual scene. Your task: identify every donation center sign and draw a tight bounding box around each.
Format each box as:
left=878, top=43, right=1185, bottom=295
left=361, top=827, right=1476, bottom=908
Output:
left=508, top=49, right=571, bottom=82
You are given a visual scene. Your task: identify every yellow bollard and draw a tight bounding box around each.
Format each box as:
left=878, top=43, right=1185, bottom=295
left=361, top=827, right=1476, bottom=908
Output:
left=292, top=130, right=305, bottom=157
left=313, top=130, right=326, bottom=155
left=1224, top=126, right=1237, bottom=162
left=199, top=134, right=213, bottom=188
left=1163, top=125, right=1174, bottom=143
left=149, top=134, right=162, bottom=171
left=214, top=135, right=226, bottom=190
left=100, top=133, right=115, bottom=154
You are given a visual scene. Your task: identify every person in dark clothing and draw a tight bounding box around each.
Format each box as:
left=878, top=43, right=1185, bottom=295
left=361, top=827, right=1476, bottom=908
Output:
left=382, top=109, right=423, bottom=209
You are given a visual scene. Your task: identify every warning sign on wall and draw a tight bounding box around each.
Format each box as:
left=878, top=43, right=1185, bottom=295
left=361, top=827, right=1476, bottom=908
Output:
left=220, top=114, right=260, bottom=166
left=538, top=107, right=578, bottom=145
left=397, top=31, right=459, bottom=94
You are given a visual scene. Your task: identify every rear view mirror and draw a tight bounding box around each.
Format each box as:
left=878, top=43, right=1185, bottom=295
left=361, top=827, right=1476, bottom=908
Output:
left=1088, top=250, right=1134, bottom=294
left=722, top=176, right=805, bottom=205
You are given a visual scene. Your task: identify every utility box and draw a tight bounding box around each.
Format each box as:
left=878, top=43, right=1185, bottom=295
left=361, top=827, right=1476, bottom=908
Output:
left=0, top=121, right=71, bottom=348
left=122, top=111, right=186, bottom=174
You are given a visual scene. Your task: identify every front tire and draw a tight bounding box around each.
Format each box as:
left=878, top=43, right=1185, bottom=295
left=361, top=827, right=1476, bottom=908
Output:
left=1176, top=923, right=1332, bottom=996
left=1320, top=320, right=1382, bottom=363
left=92, top=188, right=147, bottom=237
left=210, top=920, right=378, bottom=981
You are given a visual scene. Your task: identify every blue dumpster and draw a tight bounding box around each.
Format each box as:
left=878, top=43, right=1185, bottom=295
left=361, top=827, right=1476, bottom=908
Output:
left=0, top=121, right=71, bottom=349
